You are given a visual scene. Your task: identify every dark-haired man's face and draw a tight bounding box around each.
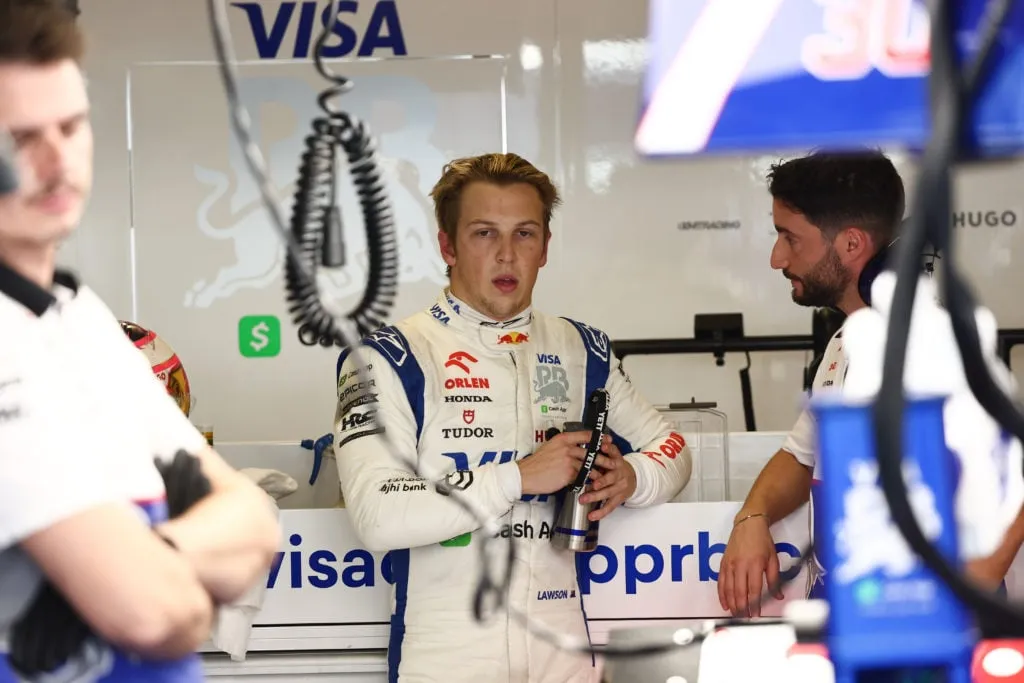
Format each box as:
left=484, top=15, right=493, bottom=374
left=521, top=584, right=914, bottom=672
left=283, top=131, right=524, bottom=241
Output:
left=769, top=200, right=851, bottom=308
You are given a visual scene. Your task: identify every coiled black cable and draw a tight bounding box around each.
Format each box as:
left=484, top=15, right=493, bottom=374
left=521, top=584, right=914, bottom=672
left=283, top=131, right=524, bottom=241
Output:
left=288, top=2, right=399, bottom=348
left=874, top=0, right=1024, bottom=637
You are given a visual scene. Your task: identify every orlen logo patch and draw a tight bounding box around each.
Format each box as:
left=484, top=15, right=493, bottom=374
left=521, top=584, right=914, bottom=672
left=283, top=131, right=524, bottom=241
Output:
left=641, top=432, right=687, bottom=469
left=444, top=351, right=477, bottom=373
left=444, top=351, right=490, bottom=390
left=497, top=331, right=529, bottom=345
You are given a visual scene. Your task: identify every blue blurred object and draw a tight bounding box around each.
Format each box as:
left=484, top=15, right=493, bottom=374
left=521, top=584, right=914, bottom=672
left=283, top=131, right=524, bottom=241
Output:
left=811, top=394, right=973, bottom=683
left=636, top=0, right=1024, bottom=159
left=300, top=432, right=335, bottom=486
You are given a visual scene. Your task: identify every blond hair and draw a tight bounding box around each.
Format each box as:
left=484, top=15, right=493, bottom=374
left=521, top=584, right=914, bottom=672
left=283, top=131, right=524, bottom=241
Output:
left=429, top=153, right=561, bottom=245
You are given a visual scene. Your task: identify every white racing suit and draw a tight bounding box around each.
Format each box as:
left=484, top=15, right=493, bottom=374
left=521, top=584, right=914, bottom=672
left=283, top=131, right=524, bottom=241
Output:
left=334, top=291, right=693, bottom=683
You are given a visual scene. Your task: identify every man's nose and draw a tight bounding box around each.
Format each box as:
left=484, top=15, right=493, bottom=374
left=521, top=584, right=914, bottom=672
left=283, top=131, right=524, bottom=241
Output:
left=496, top=234, right=515, bottom=262
left=32, top=131, right=68, bottom=184
left=769, top=241, right=787, bottom=271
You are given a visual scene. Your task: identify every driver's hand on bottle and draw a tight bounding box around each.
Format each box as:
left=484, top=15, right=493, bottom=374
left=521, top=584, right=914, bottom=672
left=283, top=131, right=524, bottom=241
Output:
left=517, top=431, right=611, bottom=496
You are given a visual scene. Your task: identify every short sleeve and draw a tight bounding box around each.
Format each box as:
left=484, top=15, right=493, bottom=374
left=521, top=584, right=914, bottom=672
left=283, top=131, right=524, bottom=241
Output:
left=0, top=362, right=124, bottom=549
left=141, top=372, right=208, bottom=462
left=782, top=327, right=847, bottom=473
left=77, top=287, right=208, bottom=463
left=781, top=407, right=816, bottom=470
left=113, top=332, right=207, bottom=462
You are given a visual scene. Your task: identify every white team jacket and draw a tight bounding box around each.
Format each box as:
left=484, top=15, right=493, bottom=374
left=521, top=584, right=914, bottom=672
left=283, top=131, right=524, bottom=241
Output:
left=333, top=291, right=692, bottom=683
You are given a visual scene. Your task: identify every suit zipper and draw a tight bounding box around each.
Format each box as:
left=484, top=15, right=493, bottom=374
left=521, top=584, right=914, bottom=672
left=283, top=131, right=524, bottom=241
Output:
left=508, top=351, right=517, bottom=682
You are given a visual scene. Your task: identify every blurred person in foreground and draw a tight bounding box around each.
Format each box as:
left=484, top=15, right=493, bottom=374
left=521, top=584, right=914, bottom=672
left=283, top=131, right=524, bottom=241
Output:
left=0, top=3, right=280, bottom=680
left=333, top=152, right=693, bottom=682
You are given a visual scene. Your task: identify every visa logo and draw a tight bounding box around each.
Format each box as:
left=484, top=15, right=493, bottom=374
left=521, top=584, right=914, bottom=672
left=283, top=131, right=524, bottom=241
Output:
left=232, top=0, right=408, bottom=60
left=429, top=304, right=450, bottom=325
left=576, top=533, right=801, bottom=595
left=536, top=353, right=561, bottom=365
left=267, top=533, right=397, bottom=589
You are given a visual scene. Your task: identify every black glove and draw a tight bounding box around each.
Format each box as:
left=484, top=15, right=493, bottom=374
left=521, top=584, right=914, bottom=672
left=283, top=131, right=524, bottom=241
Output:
left=8, top=450, right=211, bottom=676
left=7, top=578, right=96, bottom=677
left=154, top=449, right=213, bottom=519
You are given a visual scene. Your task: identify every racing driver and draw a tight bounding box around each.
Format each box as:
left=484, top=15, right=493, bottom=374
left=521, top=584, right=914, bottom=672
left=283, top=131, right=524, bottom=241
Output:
left=333, top=152, right=693, bottom=682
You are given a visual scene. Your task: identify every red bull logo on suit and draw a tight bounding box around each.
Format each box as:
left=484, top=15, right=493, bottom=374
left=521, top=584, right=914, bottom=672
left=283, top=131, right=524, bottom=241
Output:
left=497, top=332, right=529, bottom=345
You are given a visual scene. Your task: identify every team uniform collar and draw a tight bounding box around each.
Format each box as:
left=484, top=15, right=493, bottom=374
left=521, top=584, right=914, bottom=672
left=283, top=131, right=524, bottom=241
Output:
left=0, top=259, right=78, bottom=317
left=434, top=289, right=534, bottom=351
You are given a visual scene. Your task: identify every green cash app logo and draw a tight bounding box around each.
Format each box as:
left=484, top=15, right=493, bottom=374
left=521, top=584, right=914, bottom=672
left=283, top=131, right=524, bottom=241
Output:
left=239, top=315, right=281, bottom=358
left=440, top=533, right=472, bottom=547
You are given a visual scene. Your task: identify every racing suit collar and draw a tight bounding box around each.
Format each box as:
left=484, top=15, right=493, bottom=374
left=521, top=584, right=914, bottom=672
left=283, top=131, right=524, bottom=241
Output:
left=437, top=289, right=533, bottom=351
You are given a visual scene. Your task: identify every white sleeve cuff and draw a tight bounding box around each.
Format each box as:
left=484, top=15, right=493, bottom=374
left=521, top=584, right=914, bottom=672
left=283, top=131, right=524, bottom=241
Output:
left=623, top=455, right=651, bottom=507
left=496, top=462, right=523, bottom=502
left=781, top=408, right=817, bottom=469
left=781, top=438, right=815, bottom=469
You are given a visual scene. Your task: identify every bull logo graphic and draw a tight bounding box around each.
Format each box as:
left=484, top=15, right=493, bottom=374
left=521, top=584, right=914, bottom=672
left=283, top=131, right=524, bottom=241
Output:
left=185, top=74, right=448, bottom=309
left=497, top=331, right=529, bottom=345
left=833, top=459, right=943, bottom=585
left=533, top=365, right=570, bottom=404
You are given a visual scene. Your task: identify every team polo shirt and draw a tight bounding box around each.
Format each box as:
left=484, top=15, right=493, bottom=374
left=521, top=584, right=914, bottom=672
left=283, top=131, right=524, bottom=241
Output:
left=0, top=261, right=206, bottom=680
left=781, top=328, right=847, bottom=477
left=780, top=328, right=847, bottom=589
left=783, top=318, right=1010, bottom=597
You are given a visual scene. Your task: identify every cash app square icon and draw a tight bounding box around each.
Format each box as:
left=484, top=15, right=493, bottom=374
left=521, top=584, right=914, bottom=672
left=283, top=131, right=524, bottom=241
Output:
left=238, top=315, right=281, bottom=358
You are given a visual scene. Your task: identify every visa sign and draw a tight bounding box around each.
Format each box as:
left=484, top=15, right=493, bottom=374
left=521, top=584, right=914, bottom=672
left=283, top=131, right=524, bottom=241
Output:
left=267, top=531, right=802, bottom=594
left=268, top=533, right=397, bottom=589
left=577, top=534, right=802, bottom=596
left=232, top=0, right=408, bottom=60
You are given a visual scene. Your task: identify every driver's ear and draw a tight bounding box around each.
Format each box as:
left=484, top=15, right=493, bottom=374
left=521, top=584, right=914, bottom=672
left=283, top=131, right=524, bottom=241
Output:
left=438, top=229, right=457, bottom=268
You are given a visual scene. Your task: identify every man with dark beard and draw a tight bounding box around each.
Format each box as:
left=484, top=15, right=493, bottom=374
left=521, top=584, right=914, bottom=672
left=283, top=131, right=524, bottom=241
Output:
left=717, top=150, right=905, bottom=617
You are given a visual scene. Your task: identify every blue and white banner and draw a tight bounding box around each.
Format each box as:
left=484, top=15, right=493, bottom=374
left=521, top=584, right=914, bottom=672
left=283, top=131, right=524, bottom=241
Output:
left=255, top=502, right=812, bottom=627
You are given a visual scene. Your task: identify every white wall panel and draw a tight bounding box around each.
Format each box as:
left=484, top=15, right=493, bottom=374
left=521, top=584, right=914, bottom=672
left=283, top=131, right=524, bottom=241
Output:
left=127, top=57, right=510, bottom=437
left=72, top=0, right=1024, bottom=443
